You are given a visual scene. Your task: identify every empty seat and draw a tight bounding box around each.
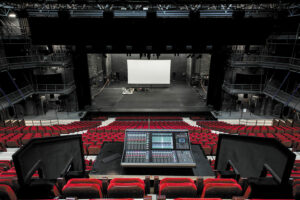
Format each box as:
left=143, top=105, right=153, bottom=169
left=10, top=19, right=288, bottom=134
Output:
left=159, top=182, right=198, bottom=198
left=201, top=182, right=243, bottom=198
left=293, top=180, right=300, bottom=199
left=108, top=178, right=145, bottom=198
left=203, top=178, right=237, bottom=185
left=62, top=183, right=102, bottom=198
left=175, top=198, right=222, bottom=200
left=110, top=178, right=144, bottom=184
left=160, top=178, right=194, bottom=184
left=159, top=178, right=197, bottom=198
left=67, top=178, right=102, bottom=189
left=0, top=184, right=17, bottom=200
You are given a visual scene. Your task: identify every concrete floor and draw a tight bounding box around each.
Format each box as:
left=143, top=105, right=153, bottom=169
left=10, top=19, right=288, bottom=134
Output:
left=91, top=81, right=210, bottom=112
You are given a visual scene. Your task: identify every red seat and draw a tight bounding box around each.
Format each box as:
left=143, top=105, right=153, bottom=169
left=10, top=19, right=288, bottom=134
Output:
left=160, top=178, right=194, bottom=184
left=108, top=178, right=145, bottom=198
left=0, top=184, right=17, bottom=200
left=110, top=178, right=144, bottom=184
left=62, top=183, right=102, bottom=198
left=201, top=183, right=242, bottom=198
left=66, top=178, right=102, bottom=189
left=159, top=182, right=198, bottom=198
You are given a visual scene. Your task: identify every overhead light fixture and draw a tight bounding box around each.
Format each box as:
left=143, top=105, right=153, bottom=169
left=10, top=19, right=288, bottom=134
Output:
left=8, top=12, right=17, bottom=18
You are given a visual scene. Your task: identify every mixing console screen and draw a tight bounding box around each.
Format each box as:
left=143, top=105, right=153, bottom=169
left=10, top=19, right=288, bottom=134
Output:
left=152, top=133, right=173, bottom=149
left=121, top=129, right=196, bottom=168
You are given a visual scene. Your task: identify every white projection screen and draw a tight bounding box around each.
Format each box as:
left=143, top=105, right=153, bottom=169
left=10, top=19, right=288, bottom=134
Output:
left=127, top=60, right=171, bottom=85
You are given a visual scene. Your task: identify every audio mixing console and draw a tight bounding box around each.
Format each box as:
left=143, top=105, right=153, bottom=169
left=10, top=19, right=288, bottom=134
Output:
left=121, top=129, right=196, bottom=168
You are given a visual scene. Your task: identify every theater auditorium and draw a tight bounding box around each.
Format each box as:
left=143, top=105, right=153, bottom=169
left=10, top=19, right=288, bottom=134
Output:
left=0, top=0, right=300, bottom=199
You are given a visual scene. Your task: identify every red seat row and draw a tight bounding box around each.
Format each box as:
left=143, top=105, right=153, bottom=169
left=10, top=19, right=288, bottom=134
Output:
left=116, top=116, right=183, bottom=120
left=61, top=177, right=244, bottom=199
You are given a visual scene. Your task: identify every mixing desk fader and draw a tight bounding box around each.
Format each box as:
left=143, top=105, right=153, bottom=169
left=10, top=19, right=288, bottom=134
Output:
left=121, top=129, right=196, bottom=168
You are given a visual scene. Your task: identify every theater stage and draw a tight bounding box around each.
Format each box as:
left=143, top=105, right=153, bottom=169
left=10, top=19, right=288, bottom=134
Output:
left=90, top=81, right=210, bottom=113
left=89, top=142, right=214, bottom=179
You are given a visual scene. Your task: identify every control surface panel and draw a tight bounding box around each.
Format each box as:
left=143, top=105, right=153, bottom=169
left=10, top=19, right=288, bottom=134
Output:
left=121, top=129, right=196, bottom=168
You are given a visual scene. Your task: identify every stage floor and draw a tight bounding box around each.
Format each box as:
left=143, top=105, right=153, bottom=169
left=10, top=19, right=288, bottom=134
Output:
left=90, top=81, right=210, bottom=112
left=90, top=142, right=214, bottom=178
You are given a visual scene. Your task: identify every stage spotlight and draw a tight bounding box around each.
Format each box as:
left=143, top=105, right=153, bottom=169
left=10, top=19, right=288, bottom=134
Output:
left=8, top=11, right=17, bottom=18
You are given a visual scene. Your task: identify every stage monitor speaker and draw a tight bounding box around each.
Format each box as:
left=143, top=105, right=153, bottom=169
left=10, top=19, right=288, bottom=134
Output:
left=215, top=134, right=295, bottom=184
left=13, top=135, right=85, bottom=186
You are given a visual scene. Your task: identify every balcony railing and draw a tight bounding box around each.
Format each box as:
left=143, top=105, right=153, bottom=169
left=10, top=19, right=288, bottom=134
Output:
left=223, top=82, right=264, bottom=94
left=264, top=84, right=300, bottom=112
left=0, top=85, right=34, bottom=109
left=34, top=82, right=76, bottom=94
left=0, top=82, right=76, bottom=110
left=0, top=54, right=72, bottom=71
left=230, top=54, right=300, bottom=71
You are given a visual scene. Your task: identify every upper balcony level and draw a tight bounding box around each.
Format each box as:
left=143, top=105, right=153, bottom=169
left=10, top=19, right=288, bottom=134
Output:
left=263, top=84, right=300, bottom=112
left=230, top=54, right=300, bottom=72
left=0, top=54, right=72, bottom=72
left=34, top=82, right=76, bottom=95
left=266, top=33, right=299, bottom=45
left=222, top=82, right=264, bottom=94
left=0, top=82, right=76, bottom=110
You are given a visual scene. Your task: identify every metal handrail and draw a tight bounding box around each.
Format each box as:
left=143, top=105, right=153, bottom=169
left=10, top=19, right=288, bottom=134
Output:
left=223, top=82, right=264, bottom=91
left=231, top=54, right=300, bottom=65
left=264, top=84, right=300, bottom=108
left=0, top=85, right=34, bottom=106
left=0, top=54, right=71, bottom=70
left=0, top=82, right=76, bottom=109
left=34, top=82, right=75, bottom=92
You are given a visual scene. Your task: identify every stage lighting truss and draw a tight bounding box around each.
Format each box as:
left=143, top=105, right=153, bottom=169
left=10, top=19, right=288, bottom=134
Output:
left=1, top=2, right=294, bottom=19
